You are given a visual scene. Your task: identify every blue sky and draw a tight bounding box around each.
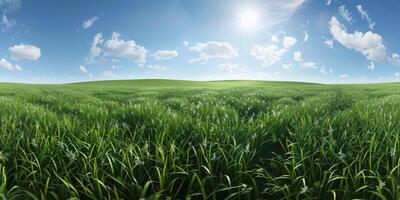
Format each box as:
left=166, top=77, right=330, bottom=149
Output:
left=0, top=0, right=400, bottom=83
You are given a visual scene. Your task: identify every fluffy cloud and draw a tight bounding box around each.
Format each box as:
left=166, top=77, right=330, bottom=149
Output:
left=367, top=61, right=375, bottom=71
left=294, top=51, right=303, bottom=62
left=339, top=5, right=352, bottom=22
left=301, top=62, right=317, bottom=69
left=189, top=41, right=238, bottom=63
left=251, top=44, right=287, bottom=67
left=79, top=65, right=88, bottom=73
left=356, top=5, right=375, bottom=30
left=0, top=58, right=21, bottom=71
left=329, top=16, right=387, bottom=62
left=82, top=16, right=99, bottom=29
left=88, top=32, right=148, bottom=63
left=390, top=53, right=400, bottom=65
left=340, top=74, right=348, bottom=78
left=153, top=50, right=178, bottom=60
left=283, top=36, right=297, bottom=49
left=9, top=44, right=41, bottom=60
left=324, top=39, right=334, bottom=48
left=183, top=41, right=189, bottom=46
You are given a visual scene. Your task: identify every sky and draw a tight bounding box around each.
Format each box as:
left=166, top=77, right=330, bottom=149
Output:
left=0, top=0, right=400, bottom=84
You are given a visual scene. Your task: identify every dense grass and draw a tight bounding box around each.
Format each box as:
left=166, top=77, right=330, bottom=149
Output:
left=0, top=79, right=400, bottom=199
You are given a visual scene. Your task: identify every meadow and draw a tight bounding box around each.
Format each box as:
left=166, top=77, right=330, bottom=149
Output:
left=0, top=79, right=400, bottom=199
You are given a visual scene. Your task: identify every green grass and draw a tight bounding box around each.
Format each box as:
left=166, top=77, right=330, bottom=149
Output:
left=0, top=79, right=400, bottom=199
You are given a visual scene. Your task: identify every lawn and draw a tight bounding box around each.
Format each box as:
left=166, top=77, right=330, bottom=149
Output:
left=0, top=79, right=399, bottom=199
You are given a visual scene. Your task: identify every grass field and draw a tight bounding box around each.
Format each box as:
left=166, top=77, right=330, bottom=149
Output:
left=0, top=79, right=400, bottom=199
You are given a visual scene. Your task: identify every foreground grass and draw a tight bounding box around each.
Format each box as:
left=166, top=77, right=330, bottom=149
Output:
left=0, top=80, right=400, bottom=199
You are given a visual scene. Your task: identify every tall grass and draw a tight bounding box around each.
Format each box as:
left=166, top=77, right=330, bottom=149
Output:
left=0, top=83, right=399, bottom=199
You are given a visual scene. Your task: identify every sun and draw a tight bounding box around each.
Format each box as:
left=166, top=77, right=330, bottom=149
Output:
left=239, top=10, right=259, bottom=31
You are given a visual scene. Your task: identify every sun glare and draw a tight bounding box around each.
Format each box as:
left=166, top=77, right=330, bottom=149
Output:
left=239, top=10, right=259, bottom=31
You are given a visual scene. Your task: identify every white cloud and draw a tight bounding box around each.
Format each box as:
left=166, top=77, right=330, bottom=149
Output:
left=104, top=32, right=148, bottom=63
left=319, top=66, right=327, bottom=74
left=324, top=39, right=334, bottom=48
left=0, top=58, right=21, bottom=71
left=87, top=33, right=104, bottom=63
left=183, top=41, right=189, bottom=46
left=251, top=44, right=287, bottom=67
left=301, top=62, right=317, bottom=69
left=79, top=65, right=88, bottom=74
left=0, top=0, right=21, bottom=13
left=303, top=31, right=309, bottom=42
left=82, top=16, right=99, bottom=29
left=1, top=15, right=15, bottom=30
left=153, top=50, right=178, bottom=60
left=294, top=51, right=303, bottom=62
left=356, top=5, right=375, bottom=30
left=9, top=44, right=41, bottom=60
left=340, top=74, right=348, bottom=78
left=88, top=32, right=148, bottom=64
left=271, top=35, right=280, bottom=43
left=326, top=0, right=332, bottom=6
left=367, top=61, right=375, bottom=71
left=390, top=53, right=400, bottom=65
left=217, top=63, right=239, bottom=73
left=189, top=41, right=238, bottom=63
left=395, top=72, right=400, bottom=77
left=329, top=16, right=387, bottom=62
left=283, top=36, right=297, bottom=49
left=339, top=5, right=352, bottom=22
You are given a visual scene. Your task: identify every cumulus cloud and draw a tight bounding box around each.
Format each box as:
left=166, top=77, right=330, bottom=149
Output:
left=9, top=44, right=41, bottom=60
left=87, top=33, right=104, bottom=63
left=340, top=74, right=348, bottom=78
left=329, top=16, right=387, bottom=62
left=183, top=41, right=189, bottom=46
left=0, top=58, right=21, bottom=71
left=356, top=5, right=375, bottom=30
left=390, top=53, right=400, bottom=65
left=294, top=51, right=303, bottom=62
left=324, top=39, right=334, bottom=48
left=79, top=65, right=88, bottom=73
left=87, top=32, right=148, bottom=63
left=339, top=5, right=352, bottom=22
left=251, top=44, right=287, bottom=67
left=189, top=41, right=238, bottom=63
left=82, top=16, right=99, bottom=29
left=367, top=61, right=375, bottom=71
left=326, top=0, right=332, bottom=6
left=283, top=36, right=297, bottom=49
left=153, top=50, right=178, bottom=60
